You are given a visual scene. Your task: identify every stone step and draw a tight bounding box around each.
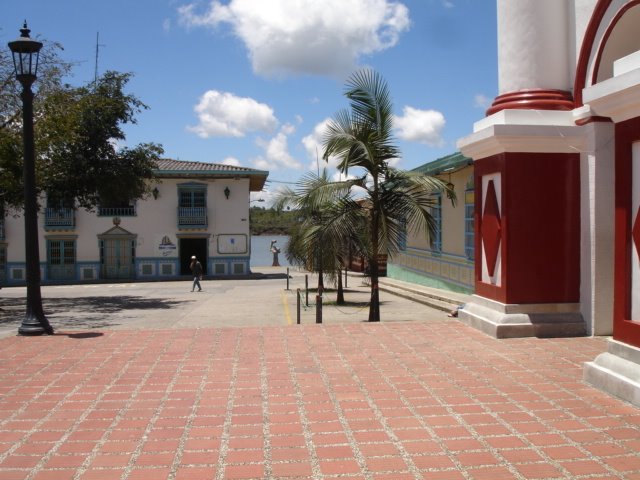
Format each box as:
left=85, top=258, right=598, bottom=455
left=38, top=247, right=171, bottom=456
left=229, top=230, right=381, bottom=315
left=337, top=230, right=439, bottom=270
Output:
left=378, top=281, right=467, bottom=313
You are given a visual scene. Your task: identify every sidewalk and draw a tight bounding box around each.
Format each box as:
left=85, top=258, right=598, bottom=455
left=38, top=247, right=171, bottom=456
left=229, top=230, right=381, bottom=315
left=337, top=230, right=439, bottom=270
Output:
left=0, top=270, right=638, bottom=479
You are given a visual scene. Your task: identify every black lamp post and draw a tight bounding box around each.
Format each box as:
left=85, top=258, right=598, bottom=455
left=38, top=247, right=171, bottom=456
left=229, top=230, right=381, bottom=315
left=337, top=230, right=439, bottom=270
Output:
left=9, top=22, right=53, bottom=335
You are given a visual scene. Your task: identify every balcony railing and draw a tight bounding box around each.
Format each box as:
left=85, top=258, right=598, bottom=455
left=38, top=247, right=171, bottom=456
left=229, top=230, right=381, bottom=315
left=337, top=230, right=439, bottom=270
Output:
left=98, top=206, right=136, bottom=217
left=44, top=208, right=75, bottom=228
left=178, top=207, right=207, bottom=227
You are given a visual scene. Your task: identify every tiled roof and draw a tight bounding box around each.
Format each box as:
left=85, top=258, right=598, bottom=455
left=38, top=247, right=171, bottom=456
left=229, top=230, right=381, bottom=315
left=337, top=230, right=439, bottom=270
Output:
left=155, top=158, right=265, bottom=174
left=154, top=158, right=268, bottom=191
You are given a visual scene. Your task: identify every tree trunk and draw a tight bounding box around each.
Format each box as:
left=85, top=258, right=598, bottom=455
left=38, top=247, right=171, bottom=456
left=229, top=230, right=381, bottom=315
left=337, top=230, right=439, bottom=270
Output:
left=368, top=178, right=381, bottom=322
left=317, top=266, right=324, bottom=295
left=336, top=268, right=345, bottom=305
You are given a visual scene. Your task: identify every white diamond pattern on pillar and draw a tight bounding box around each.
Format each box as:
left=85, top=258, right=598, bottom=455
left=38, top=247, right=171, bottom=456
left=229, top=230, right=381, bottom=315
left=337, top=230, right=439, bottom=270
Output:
left=632, top=143, right=640, bottom=320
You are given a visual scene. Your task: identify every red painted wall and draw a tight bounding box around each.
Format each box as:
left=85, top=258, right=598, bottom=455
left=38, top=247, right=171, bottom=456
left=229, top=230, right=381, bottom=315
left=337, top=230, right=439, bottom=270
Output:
left=475, top=152, right=581, bottom=305
left=614, top=117, right=640, bottom=347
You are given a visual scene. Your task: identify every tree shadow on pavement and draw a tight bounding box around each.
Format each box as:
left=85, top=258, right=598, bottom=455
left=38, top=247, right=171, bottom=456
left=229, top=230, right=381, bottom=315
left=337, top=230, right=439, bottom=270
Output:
left=0, top=296, right=191, bottom=330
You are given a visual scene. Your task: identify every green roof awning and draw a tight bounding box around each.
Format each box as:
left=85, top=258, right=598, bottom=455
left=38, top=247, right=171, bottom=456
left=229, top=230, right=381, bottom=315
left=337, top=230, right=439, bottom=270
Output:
left=412, top=152, right=472, bottom=176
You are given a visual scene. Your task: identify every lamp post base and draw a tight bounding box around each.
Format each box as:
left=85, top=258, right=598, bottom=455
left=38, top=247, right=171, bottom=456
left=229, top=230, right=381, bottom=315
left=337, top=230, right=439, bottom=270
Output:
left=18, top=315, right=54, bottom=336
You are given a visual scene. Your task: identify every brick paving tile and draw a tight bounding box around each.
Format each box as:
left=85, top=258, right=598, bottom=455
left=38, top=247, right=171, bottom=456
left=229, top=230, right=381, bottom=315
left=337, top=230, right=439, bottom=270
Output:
left=0, top=323, right=639, bottom=479
left=89, top=453, right=132, bottom=468
left=174, top=466, right=217, bottom=480
left=372, top=473, right=415, bottom=480
left=514, top=462, right=566, bottom=478
left=319, top=458, right=362, bottom=475
left=498, top=448, right=545, bottom=463
left=32, top=468, right=76, bottom=480
left=365, top=455, right=409, bottom=472
left=44, top=454, right=87, bottom=469
left=466, top=465, right=520, bottom=479
left=128, top=467, right=172, bottom=479
left=271, top=460, right=314, bottom=477
left=271, top=446, right=310, bottom=462
left=79, top=468, right=126, bottom=479
left=223, top=463, right=265, bottom=479
left=561, top=459, right=610, bottom=476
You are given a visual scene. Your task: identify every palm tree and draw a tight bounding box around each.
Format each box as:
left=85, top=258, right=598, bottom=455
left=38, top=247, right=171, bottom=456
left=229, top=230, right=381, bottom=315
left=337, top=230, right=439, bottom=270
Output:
left=323, top=69, right=453, bottom=322
left=273, top=170, right=361, bottom=304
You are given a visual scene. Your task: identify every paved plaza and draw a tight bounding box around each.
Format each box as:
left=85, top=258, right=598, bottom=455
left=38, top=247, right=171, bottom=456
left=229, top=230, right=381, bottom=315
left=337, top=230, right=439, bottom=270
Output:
left=0, top=269, right=639, bottom=479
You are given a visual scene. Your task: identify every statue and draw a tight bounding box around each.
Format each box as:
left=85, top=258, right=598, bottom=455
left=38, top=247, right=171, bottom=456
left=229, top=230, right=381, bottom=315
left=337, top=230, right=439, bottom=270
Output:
left=270, top=240, right=281, bottom=267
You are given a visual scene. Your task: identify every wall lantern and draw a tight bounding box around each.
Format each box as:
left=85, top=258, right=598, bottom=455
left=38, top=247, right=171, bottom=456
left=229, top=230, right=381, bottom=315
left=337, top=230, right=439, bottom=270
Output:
left=224, top=186, right=230, bottom=199
left=445, top=171, right=455, bottom=201
left=152, top=187, right=159, bottom=199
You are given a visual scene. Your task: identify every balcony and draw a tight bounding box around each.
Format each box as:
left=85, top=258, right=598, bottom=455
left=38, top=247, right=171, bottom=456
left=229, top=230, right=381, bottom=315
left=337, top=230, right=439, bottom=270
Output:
left=44, top=208, right=75, bottom=229
left=98, top=206, right=136, bottom=217
left=178, top=207, right=207, bottom=228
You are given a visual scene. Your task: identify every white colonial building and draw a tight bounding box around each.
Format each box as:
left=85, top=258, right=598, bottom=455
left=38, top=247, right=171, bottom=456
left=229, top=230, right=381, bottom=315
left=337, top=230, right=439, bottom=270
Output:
left=458, top=0, right=640, bottom=405
left=0, top=159, right=268, bottom=284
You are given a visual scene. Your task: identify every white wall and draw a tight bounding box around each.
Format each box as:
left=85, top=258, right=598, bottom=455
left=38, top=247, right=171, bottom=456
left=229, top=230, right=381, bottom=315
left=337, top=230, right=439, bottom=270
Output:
left=1, top=177, right=252, bottom=279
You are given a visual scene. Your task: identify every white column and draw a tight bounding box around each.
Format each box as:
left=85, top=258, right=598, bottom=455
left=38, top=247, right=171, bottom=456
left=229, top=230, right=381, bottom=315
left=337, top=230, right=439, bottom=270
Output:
left=580, top=121, right=615, bottom=336
left=497, top=0, right=571, bottom=93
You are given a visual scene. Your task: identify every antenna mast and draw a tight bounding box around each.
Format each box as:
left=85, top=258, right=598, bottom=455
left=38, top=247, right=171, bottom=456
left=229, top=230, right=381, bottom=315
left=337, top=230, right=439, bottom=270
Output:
left=94, top=32, right=105, bottom=84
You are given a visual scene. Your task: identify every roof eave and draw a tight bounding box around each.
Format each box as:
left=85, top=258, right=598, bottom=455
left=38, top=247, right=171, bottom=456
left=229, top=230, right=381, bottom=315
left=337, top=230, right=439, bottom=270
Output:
left=153, top=170, right=268, bottom=192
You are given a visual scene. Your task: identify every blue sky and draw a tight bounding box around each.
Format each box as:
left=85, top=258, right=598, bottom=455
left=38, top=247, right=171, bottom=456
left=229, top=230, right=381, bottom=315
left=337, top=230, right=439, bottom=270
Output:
left=3, top=0, right=497, bottom=202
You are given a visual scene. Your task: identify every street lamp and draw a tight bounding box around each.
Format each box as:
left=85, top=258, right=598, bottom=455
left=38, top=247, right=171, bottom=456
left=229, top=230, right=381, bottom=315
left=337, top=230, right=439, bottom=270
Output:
left=9, top=22, right=53, bottom=335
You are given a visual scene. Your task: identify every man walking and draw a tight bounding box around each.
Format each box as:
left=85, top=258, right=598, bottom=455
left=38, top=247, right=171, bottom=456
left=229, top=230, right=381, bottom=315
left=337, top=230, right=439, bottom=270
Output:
left=190, top=255, right=203, bottom=292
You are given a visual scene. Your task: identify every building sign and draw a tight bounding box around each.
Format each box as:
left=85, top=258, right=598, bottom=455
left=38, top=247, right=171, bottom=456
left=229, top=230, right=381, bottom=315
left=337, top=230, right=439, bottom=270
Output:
left=156, top=235, right=178, bottom=257
left=217, top=234, right=247, bottom=254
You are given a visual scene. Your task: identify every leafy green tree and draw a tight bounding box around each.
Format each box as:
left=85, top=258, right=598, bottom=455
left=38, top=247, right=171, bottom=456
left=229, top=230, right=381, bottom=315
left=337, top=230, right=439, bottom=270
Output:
left=1, top=34, right=162, bottom=213
left=323, top=69, right=454, bottom=322
left=249, top=206, right=297, bottom=235
left=1, top=35, right=72, bottom=210
left=36, top=71, right=162, bottom=210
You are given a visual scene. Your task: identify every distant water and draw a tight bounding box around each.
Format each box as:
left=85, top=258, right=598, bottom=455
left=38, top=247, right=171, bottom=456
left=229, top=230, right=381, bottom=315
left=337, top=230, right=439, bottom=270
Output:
left=250, top=235, right=290, bottom=267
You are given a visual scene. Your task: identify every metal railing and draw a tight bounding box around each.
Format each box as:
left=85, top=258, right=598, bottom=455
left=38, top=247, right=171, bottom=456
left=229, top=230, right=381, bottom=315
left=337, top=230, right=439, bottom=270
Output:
left=178, top=206, right=207, bottom=227
left=98, top=206, right=136, bottom=217
left=44, top=208, right=75, bottom=227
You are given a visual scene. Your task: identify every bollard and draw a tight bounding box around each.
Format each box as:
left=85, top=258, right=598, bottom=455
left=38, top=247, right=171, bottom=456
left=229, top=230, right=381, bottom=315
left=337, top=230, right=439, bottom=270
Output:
left=315, top=294, right=322, bottom=323
left=296, top=288, right=301, bottom=324
left=305, top=275, right=309, bottom=307
left=286, top=267, right=290, bottom=290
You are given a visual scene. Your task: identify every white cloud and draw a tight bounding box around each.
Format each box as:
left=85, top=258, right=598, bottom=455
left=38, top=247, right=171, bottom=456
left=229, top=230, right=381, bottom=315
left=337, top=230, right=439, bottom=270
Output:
left=394, top=106, right=445, bottom=147
left=188, top=90, right=278, bottom=138
left=221, top=156, right=241, bottom=166
left=474, top=93, right=491, bottom=109
left=301, top=118, right=337, bottom=171
left=302, top=118, right=402, bottom=178
left=253, top=123, right=301, bottom=171
left=178, top=0, right=410, bottom=77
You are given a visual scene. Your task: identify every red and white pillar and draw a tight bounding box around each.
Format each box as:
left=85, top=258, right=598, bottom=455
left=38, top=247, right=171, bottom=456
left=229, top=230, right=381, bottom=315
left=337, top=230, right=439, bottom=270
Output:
left=583, top=47, right=640, bottom=405
left=457, top=0, right=586, bottom=337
